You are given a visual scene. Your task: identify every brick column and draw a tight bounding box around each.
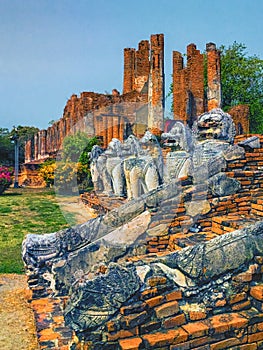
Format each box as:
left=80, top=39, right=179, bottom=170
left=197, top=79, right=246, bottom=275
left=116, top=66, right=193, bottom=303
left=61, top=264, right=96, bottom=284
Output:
left=135, top=40, right=150, bottom=92
left=119, top=117, right=125, bottom=142
left=101, top=115, right=108, bottom=148
left=34, top=134, right=39, bottom=160
left=187, top=44, right=204, bottom=123
left=24, top=139, right=32, bottom=163
left=107, top=116, right=114, bottom=145
left=207, top=42, right=221, bottom=110
left=112, top=116, right=120, bottom=139
left=148, top=33, right=165, bottom=134
left=123, top=48, right=136, bottom=94
left=173, top=51, right=186, bottom=122
left=40, top=130, right=47, bottom=158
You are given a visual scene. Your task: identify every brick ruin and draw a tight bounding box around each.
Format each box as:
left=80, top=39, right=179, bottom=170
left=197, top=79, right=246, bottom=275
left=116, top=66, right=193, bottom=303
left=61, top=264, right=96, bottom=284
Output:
left=21, top=34, right=263, bottom=350
left=23, top=131, right=263, bottom=349
left=24, top=34, right=249, bottom=168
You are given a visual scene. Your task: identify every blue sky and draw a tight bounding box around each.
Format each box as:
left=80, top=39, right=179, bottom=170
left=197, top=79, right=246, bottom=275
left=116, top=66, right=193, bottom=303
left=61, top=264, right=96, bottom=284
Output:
left=0, top=0, right=262, bottom=130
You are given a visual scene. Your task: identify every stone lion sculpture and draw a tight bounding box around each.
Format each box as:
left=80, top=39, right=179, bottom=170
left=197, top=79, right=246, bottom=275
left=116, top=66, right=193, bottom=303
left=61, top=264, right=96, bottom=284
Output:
left=161, top=121, right=193, bottom=182
left=192, top=108, right=236, bottom=168
left=101, top=138, right=126, bottom=197
left=123, top=131, right=162, bottom=200
left=89, top=145, right=105, bottom=193
left=192, top=108, right=236, bottom=144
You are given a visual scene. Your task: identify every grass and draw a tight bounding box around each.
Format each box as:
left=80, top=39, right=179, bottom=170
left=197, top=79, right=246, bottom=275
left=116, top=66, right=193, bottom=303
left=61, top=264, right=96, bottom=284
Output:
left=0, top=187, right=77, bottom=274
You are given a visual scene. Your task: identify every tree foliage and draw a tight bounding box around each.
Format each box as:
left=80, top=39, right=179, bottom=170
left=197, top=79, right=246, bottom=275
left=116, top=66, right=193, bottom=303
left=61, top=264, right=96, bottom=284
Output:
left=0, top=128, right=14, bottom=166
left=62, top=132, right=99, bottom=163
left=220, top=42, right=263, bottom=133
left=55, top=133, right=100, bottom=193
left=39, top=159, right=56, bottom=187
left=0, top=126, right=39, bottom=166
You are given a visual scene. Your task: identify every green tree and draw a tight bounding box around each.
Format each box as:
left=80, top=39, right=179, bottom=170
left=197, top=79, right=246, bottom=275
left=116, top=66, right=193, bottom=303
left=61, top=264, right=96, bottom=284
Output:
left=0, top=125, right=39, bottom=166
left=56, top=133, right=100, bottom=193
left=10, top=125, right=39, bottom=164
left=62, top=132, right=99, bottom=163
left=0, top=128, right=13, bottom=165
left=220, top=42, right=263, bottom=133
left=39, top=158, right=56, bottom=187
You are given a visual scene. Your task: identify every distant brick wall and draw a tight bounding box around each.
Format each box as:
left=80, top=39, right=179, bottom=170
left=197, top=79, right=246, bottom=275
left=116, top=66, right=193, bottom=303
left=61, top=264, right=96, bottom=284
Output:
left=229, top=104, right=250, bottom=134
left=173, top=44, right=204, bottom=125
left=173, top=42, right=222, bottom=126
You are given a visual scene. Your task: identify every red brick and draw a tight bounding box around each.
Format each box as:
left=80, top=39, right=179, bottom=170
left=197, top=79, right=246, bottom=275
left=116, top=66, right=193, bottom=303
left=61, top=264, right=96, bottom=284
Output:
left=215, top=299, right=227, bottom=307
left=39, top=328, right=61, bottom=342
left=122, top=311, right=148, bottom=328
left=248, top=321, right=263, bottom=333
left=189, top=310, right=207, bottom=321
left=140, top=288, right=158, bottom=300
left=182, top=321, right=209, bottom=339
left=208, top=313, right=248, bottom=334
left=163, top=313, right=186, bottom=329
left=107, top=329, right=138, bottom=341
left=155, top=301, right=179, bottom=319
left=233, top=272, right=252, bottom=282
left=170, top=342, right=190, bottom=350
left=119, top=337, right=142, bottom=350
left=250, top=285, right=263, bottom=301
left=165, top=290, right=182, bottom=301
left=232, top=300, right=251, bottom=311
left=229, top=292, right=247, bottom=305
left=142, top=328, right=188, bottom=347
left=147, top=247, right=159, bottom=253
left=145, top=295, right=164, bottom=308
left=248, top=331, right=263, bottom=342
left=236, top=345, right=257, bottom=350
left=148, top=276, right=167, bottom=287
left=210, top=336, right=247, bottom=350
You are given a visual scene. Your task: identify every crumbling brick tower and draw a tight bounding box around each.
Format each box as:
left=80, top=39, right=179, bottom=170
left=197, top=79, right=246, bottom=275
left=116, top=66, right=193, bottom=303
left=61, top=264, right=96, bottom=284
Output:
left=172, top=42, right=221, bottom=126
left=123, top=34, right=165, bottom=135
left=173, top=44, right=205, bottom=125
left=123, top=40, right=150, bottom=95
left=148, top=34, right=165, bottom=134
left=206, top=42, right=222, bottom=110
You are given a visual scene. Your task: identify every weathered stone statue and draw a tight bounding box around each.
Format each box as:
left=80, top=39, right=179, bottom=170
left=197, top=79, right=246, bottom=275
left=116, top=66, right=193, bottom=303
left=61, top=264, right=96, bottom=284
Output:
left=161, top=121, right=193, bottom=182
left=90, top=145, right=105, bottom=193
left=64, top=220, right=263, bottom=334
left=123, top=131, right=162, bottom=200
left=192, top=108, right=236, bottom=167
left=103, top=138, right=126, bottom=197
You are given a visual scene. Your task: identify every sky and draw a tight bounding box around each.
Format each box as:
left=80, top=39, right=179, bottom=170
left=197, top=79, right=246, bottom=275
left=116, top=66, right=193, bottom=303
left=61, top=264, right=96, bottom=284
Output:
left=0, top=0, right=263, bottom=131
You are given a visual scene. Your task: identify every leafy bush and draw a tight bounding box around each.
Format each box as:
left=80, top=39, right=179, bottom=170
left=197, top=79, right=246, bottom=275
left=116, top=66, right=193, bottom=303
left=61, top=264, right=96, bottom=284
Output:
left=39, top=159, right=56, bottom=187
left=0, top=166, right=14, bottom=194
left=38, top=134, right=99, bottom=194
left=55, top=134, right=99, bottom=194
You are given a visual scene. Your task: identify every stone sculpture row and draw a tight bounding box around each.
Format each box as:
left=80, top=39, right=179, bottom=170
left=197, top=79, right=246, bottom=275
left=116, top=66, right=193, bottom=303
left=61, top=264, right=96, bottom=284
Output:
left=90, top=108, right=236, bottom=199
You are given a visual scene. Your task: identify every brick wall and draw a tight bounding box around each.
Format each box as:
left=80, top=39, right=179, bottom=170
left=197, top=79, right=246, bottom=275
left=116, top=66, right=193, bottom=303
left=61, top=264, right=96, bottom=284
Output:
left=229, top=104, right=250, bottom=135
left=173, top=43, right=205, bottom=125
left=24, top=89, right=147, bottom=161
left=173, top=42, right=222, bottom=126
